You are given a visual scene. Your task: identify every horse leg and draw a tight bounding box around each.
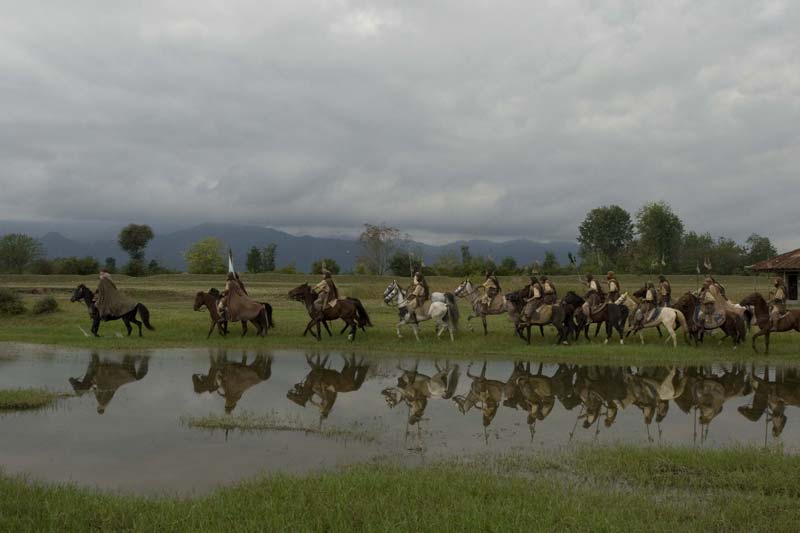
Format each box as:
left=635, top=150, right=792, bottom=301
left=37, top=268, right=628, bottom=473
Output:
left=347, top=319, right=356, bottom=341
left=92, top=317, right=101, bottom=337
left=656, top=325, right=663, bottom=338
left=122, top=316, right=133, bottom=336
left=482, top=315, right=488, bottom=336
left=412, top=323, right=420, bottom=342
left=130, top=313, right=143, bottom=336
left=593, top=323, right=602, bottom=338
left=751, top=329, right=764, bottom=353
left=526, top=325, right=532, bottom=345
left=207, top=321, right=218, bottom=339
left=241, top=321, right=248, bottom=338
left=765, top=332, right=770, bottom=355
left=325, top=321, right=333, bottom=337
left=539, top=325, right=545, bottom=338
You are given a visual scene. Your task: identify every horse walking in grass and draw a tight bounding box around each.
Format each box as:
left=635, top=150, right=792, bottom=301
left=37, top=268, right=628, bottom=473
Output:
left=615, top=293, right=690, bottom=348
left=70, top=284, right=154, bottom=337
left=193, top=289, right=274, bottom=338
left=288, top=283, right=372, bottom=341
left=740, top=293, right=800, bottom=354
left=383, top=280, right=459, bottom=342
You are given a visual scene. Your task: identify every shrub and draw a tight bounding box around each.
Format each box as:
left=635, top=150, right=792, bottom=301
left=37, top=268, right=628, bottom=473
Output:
left=32, top=296, right=59, bottom=315
left=0, top=289, right=25, bottom=315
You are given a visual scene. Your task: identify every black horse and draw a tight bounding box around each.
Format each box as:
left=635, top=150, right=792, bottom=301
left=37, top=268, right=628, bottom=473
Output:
left=562, top=292, right=586, bottom=341
left=572, top=291, right=628, bottom=344
left=70, top=284, right=154, bottom=337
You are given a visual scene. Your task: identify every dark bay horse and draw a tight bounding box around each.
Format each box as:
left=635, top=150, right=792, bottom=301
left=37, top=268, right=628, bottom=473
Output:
left=288, top=283, right=371, bottom=341
left=740, top=293, right=800, bottom=354
left=576, top=290, right=628, bottom=344
left=193, top=289, right=274, bottom=338
left=70, top=284, right=154, bottom=337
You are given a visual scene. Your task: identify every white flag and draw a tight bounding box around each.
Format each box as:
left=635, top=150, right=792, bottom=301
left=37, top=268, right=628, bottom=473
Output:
left=228, top=249, right=235, bottom=274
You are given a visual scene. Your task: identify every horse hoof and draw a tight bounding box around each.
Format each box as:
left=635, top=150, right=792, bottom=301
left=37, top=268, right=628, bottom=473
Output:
left=347, top=334, right=354, bottom=341
left=604, top=339, right=609, bottom=345
left=620, top=340, right=624, bottom=345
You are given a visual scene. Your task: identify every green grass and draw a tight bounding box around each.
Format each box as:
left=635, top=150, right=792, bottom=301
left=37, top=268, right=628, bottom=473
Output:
left=181, top=410, right=376, bottom=442
left=0, top=273, right=796, bottom=364
left=0, top=388, right=61, bottom=411
left=1, top=445, right=798, bottom=532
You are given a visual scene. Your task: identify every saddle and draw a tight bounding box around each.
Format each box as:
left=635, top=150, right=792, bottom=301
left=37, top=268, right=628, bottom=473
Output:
left=582, top=301, right=607, bottom=321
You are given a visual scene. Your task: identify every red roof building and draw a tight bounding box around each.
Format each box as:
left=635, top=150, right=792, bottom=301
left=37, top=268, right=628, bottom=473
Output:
left=749, top=249, right=800, bottom=301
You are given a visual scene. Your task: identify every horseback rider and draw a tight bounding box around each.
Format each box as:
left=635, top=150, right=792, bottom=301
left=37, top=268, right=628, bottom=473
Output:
left=770, top=276, right=787, bottom=331
left=406, top=269, right=429, bottom=315
left=541, top=276, right=557, bottom=304
left=658, top=275, right=671, bottom=306
left=642, top=281, right=658, bottom=319
left=312, top=269, right=339, bottom=318
left=585, top=273, right=601, bottom=294
left=605, top=271, right=621, bottom=303
left=524, top=275, right=544, bottom=321
left=93, top=268, right=136, bottom=320
left=699, top=277, right=718, bottom=325
left=481, top=269, right=501, bottom=314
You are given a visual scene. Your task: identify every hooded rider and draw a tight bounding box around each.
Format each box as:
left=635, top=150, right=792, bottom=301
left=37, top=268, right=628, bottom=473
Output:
left=313, top=269, right=339, bottom=318
left=481, top=269, right=500, bottom=313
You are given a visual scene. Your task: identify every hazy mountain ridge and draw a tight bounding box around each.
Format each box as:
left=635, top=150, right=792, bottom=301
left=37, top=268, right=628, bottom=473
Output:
left=7, top=222, right=577, bottom=272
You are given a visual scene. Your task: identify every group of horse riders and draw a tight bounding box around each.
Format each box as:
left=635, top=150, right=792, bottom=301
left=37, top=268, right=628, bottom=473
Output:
left=580, top=271, right=671, bottom=326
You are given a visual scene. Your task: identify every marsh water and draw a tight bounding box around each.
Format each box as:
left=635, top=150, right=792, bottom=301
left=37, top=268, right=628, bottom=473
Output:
left=1, top=343, right=798, bottom=495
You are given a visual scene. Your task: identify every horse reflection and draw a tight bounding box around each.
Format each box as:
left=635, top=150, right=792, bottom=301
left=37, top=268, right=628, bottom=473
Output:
left=287, top=354, right=369, bottom=421
left=741, top=366, right=800, bottom=438
left=69, top=353, right=149, bottom=414
left=453, top=361, right=509, bottom=428
left=381, top=360, right=460, bottom=425
left=192, top=352, right=273, bottom=414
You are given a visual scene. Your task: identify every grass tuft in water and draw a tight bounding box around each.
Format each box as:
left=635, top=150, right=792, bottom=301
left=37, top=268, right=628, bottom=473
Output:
left=0, top=388, right=62, bottom=411
left=181, top=410, right=376, bottom=442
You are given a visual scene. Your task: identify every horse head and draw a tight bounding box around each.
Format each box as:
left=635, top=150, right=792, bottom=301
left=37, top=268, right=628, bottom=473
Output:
left=70, top=284, right=89, bottom=303
left=193, top=291, right=206, bottom=311
left=453, top=279, right=471, bottom=297
left=383, top=280, right=400, bottom=305
left=614, top=293, right=627, bottom=306
left=287, top=283, right=310, bottom=302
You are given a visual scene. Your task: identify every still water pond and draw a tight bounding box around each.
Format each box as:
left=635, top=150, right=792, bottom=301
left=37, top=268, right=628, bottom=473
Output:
left=1, top=344, right=798, bottom=495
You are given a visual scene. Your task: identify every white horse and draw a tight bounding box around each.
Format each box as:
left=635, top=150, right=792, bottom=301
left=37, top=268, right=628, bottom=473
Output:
left=383, top=280, right=459, bottom=341
left=615, top=293, right=690, bottom=348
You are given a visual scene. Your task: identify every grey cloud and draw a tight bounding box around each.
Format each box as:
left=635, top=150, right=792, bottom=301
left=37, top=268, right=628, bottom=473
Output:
left=0, top=0, right=798, bottom=247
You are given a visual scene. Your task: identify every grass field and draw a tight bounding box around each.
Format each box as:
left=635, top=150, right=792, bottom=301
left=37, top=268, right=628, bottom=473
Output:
left=0, top=273, right=795, bottom=363
left=0, top=445, right=797, bottom=532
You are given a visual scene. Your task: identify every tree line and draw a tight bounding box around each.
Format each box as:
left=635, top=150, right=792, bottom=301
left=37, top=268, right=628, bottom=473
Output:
left=577, top=202, right=777, bottom=275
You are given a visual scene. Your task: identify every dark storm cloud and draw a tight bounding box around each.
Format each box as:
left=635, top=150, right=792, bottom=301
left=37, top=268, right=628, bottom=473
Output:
left=1, top=0, right=798, bottom=246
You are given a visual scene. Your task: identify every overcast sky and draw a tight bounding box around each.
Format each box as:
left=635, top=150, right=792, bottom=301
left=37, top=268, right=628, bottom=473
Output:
left=1, top=1, right=798, bottom=247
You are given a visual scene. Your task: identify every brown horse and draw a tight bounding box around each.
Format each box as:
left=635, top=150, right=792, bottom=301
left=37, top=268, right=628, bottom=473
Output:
left=193, top=289, right=274, bottom=338
left=674, top=292, right=746, bottom=347
left=740, top=293, right=800, bottom=354
left=576, top=291, right=628, bottom=344
left=192, top=352, right=273, bottom=413
left=288, top=283, right=371, bottom=341
left=287, top=354, right=370, bottom=420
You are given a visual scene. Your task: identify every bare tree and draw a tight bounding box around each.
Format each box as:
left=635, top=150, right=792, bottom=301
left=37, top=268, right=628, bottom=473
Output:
left=357, top=223, right=405, bottom=275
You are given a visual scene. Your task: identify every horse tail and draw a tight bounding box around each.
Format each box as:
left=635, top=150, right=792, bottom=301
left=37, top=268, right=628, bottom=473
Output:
left=445, top=292, right=460, bottom=331
left=138, top=304, right=155, bottom=330
left=353, top=299, right=372, bottom=327
left=262, top=303, right=275, bottom=328
left=675, top=309, right=690, bottom=344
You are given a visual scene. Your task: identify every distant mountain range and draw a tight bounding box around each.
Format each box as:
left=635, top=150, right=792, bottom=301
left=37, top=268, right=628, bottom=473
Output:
left=2, top=222, right=578, bottom=272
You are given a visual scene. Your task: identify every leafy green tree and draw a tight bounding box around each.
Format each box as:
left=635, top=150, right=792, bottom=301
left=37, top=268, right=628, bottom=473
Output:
left=577, top=205, right=634, bottom=269
left=184, top=238, right=226, bottom=274
left=246, top=246, right=263, bottom=273
left=28, top=258, right=54, bottom=275
left=541, top=251, right=560, bottom=275
left=745, top=234, right=777, bottom=265
left=635, top=202, right=684, bottom=269
left=118, top=224, right=154, bottom=263
left=677, top=232, right=714, bottom=274
left=432, top=252, right=461, bottom=277
left=0, top=233, right=44, bottom=273
left=497, top=257, right=518, bottom=275
left=262, top=243, right=277, bottom=272
left=54, top=256, right=100, bottom=275
left=104, top=257, right=117, bottom=274
left=311, top=258, right=340, bottom=275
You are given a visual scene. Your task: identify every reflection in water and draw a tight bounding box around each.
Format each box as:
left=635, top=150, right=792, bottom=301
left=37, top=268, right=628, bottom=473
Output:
left=381, top=360, right=460, bottom=425
left=192, top=351, right=273, bottom=413
left=287, top=354, right=370, bottom=421
left=377, top=361, right=800, bottom=446
left=69, top=353, right=150, bottom=414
